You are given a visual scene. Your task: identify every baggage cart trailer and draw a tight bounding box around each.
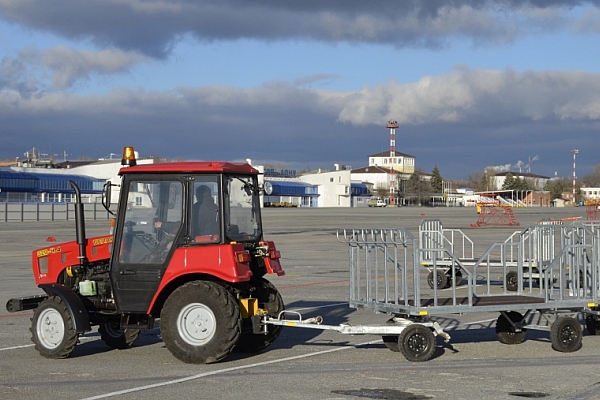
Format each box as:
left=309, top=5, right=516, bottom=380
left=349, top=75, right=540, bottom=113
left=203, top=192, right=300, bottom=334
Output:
left=262, top=222, right=600, bottom=362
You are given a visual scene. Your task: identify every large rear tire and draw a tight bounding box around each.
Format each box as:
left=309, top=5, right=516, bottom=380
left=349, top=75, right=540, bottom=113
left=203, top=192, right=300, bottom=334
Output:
left=30, top=296, right=78, bottom=359
left=235, top=278, right=284, bottom=353
left=160, top=281, right=241, bottom=364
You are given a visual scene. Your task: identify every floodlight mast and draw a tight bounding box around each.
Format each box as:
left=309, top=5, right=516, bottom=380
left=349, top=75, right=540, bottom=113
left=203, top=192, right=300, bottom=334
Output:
left=572, top=149, right=578, bottom=206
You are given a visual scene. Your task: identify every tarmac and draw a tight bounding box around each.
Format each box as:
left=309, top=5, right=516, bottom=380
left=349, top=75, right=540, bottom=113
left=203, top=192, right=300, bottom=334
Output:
left=2, top=205, right=600, bottom=400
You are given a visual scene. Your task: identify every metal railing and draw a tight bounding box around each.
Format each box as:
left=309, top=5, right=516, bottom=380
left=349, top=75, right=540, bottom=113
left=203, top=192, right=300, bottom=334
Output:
left=0, top=202, right=116, bottom=222
left=338, top=221, right=600, bottom=317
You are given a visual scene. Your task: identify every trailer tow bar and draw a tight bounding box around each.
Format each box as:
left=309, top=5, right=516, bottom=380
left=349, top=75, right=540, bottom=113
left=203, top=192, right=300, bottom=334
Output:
left=261, top=310, right=450, bottom=360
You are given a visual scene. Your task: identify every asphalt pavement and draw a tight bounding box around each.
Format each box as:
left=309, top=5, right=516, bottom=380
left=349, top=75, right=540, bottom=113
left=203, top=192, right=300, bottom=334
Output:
left=2, top=205, right=600, bottom=400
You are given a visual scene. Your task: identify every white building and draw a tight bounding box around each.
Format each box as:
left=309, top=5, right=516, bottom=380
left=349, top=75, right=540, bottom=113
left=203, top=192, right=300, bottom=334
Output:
left=492, top=172, right=550, bottom=191
left=299, top=168, right=352, bottom=207
left=368, top=151, right=416, bottom=174
left=581, top=187, right=600, bottom=201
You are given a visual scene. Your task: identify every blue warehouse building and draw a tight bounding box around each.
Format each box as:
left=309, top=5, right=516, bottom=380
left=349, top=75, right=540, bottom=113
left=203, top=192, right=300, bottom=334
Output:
left=0, top=169, right=105, bottom=202
left=263, top=180, right=320, bottom=207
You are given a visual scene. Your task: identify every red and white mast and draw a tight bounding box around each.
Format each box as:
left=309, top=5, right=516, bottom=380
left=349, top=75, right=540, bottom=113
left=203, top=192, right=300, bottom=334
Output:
left=387, top=120, right=398, bottom=206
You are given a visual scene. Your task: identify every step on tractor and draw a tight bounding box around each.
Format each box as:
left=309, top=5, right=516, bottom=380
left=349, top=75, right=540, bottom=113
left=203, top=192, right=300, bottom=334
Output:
left=6, top=147, right=285, bottom=364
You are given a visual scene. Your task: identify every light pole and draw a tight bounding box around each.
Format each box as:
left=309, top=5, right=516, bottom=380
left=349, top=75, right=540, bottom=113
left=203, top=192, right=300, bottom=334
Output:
left=572, top=149, right=578, bottom=206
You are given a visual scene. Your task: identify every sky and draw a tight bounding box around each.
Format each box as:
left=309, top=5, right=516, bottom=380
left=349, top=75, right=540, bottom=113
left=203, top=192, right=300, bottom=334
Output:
left=1, top=1, right=600, bottom=181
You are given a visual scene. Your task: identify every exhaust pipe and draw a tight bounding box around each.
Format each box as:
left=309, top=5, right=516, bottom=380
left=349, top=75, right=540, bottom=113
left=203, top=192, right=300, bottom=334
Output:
left=69, top=180, right=88, bottom=266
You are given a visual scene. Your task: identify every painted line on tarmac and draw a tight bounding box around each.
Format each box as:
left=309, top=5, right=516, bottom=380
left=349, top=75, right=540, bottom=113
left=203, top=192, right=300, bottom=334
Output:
left=81, top=339, right=383, bottom=400
left=0, top=312, right=33, bottom=319
left=0, top=343, right=34, bottom=351
left=0, top=335, right=95, bottom=352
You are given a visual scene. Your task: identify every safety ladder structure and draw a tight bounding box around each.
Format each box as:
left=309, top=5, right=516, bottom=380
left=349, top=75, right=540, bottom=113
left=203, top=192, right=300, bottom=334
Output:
left=471, top=204, right=520, bottom=227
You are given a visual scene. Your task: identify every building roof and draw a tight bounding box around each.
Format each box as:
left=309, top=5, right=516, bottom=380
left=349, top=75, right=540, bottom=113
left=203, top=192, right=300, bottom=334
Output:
left=494, top=172, right=550, bottom=179
left=0, top=170, right=104, bottom=194
left=368, top=151, right=415, bottom=158
left=267, top=180, right=319, bottom=197
left=351, top=166, right=392, bottom=174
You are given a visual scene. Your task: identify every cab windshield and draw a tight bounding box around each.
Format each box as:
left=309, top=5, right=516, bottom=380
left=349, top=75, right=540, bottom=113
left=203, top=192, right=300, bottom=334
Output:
left=225, top=175, right=262, bottom=242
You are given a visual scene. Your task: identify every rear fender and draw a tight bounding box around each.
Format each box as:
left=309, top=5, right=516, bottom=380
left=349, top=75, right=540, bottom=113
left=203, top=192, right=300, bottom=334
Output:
left=39, top=284, right=91, bottom=334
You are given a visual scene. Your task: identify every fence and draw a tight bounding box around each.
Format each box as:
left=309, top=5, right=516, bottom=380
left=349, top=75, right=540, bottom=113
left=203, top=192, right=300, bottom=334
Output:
left=0, top=202, right=116, bottom=222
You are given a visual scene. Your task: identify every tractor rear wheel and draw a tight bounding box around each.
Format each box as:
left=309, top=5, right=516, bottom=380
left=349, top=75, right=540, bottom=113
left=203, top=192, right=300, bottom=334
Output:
left=235, top=278, right=284, bottom=353
left=161, top=280, right=241, bottom=364
left=30, top=296, right=78, bottom=359
left=99, top=319, right=141, bottom=349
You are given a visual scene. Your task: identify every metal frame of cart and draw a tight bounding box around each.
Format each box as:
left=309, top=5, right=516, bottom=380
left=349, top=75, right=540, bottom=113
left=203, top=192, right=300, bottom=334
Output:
left=263, top=221, right=600, bottom=362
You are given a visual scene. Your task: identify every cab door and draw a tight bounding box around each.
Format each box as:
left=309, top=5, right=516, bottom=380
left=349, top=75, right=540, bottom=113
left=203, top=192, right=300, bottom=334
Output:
left=110, top=175, right=184, bottom=313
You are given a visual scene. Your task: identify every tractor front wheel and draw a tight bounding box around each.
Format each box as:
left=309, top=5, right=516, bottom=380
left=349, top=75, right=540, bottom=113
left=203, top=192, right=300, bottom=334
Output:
left=161, top=280, right=241, bottom=364
left=30, top=296, right=78, bottom=359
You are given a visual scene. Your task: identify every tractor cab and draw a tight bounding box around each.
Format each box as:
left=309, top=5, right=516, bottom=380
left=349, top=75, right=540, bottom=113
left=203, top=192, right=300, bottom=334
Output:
left=105, top=148, right=281, bottom=313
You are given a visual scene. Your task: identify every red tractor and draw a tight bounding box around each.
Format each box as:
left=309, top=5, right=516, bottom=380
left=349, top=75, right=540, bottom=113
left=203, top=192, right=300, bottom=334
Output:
left=6, top=147, right=285, bottom=364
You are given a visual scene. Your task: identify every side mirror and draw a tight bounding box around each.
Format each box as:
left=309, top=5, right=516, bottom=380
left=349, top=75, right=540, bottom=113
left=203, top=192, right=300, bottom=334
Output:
left=102, top=182, right=116, bottom=216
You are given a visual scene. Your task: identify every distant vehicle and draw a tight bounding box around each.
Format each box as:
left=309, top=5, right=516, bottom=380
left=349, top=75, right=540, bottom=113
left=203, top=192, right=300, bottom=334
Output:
left=368, top=197, right=387, bottom=207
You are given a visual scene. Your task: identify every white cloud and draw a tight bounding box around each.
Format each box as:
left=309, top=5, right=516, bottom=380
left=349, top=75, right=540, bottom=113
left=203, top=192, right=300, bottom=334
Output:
left=336, top=68, right=600, bottom=126
left=39, top=46, right=150, bottom=88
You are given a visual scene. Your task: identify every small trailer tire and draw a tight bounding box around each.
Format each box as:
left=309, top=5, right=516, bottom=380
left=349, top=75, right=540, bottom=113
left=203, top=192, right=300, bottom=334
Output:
left=585, top=312, right=600, bottom=335
left=382, top=318, right=400, bottom=352
left=496, top=311, right=526, bottom=345
left=451, top=270, right=463, bottom=287
left=505, top=271, right=519, bottom=292
left=398, top=324, right=436, bottom=362
left=550, top=316, right=582, bottom=353
left=427, top=270, right=448, bottom=290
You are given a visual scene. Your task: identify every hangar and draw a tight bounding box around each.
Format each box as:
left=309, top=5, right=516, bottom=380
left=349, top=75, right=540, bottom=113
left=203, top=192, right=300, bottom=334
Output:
left=0, top=169, right=104, bottom=203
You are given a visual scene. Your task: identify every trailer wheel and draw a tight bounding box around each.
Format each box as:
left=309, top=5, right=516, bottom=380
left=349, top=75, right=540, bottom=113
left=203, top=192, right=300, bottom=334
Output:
left=99, top=320, right=141, bottom=349
left=451, top=270, right=463, bottom=287
left=505, top=271, right=519, bottom=292
left=382, top=318, right=400, bottom=352
left=235, top=278, right=284, bottom=353
left=161, top=281, right=241, bottom=364
left=496, top=311, right=526, bottom=344
left=30, top=296, right=78, bottom=359
left=550, top=316, right=582, bottom=352
left=398, top=324, right=436, bottom=362
left=585, top=308, right=600, bottom=335
left=427, top=270, right=448, bottom=289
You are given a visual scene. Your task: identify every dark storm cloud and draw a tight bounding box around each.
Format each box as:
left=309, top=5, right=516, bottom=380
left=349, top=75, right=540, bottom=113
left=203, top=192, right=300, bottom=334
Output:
left=1, top=68, right=599, bottom=178
left=1, top=0, right=599, bottom=57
